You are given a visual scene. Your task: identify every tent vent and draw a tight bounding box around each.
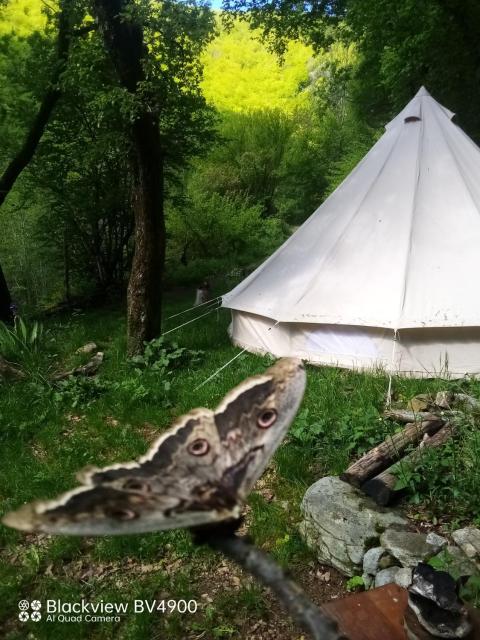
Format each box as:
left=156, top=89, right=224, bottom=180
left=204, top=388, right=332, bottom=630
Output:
left=405, top=116, right=421, bottom=123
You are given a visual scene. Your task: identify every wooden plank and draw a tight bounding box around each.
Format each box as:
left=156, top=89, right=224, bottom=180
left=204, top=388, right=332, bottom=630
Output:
left=321, top=584, right=408, bottom=640
left=321, top=584, right=480, bottom=640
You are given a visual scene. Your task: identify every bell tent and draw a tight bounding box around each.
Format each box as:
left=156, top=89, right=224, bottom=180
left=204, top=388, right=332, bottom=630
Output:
left=222, top=88, right=480, bottom=377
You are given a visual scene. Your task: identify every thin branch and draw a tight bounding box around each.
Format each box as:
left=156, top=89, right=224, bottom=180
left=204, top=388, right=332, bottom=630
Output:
left=194, top=526, right=348, bottom=640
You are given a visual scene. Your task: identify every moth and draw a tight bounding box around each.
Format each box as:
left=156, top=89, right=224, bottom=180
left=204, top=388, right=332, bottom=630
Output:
left=3, top=358, right=305, bottom=535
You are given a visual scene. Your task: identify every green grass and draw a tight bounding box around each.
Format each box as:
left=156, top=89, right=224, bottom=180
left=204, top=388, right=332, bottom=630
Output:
left=1, top=291, right=479, bottom=638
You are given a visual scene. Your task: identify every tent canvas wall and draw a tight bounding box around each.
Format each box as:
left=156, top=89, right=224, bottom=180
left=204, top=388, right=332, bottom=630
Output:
left=222, top=88, right=480, bottom=377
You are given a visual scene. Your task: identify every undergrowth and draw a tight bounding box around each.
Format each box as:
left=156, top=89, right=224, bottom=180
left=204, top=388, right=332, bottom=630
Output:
left=0, top=294, right=479, bottom=638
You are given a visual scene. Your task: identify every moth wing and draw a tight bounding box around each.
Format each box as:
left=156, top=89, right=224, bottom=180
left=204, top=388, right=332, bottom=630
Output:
left=3, top=409, right=240, bottom=535
left=213, top=358, right=306, bottom=500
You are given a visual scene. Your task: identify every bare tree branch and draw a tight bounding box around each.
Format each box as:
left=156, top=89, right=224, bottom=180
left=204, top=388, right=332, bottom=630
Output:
left=195, top=526, right=348, bottom=640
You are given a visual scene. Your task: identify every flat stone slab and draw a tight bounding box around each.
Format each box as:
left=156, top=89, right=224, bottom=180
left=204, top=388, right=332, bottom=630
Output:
left=452, top=527, right=480, bottom=568
left=375, top=567, right=400, bottom=588
left=300, top=476, right=408, bottom=576
left=380, top=529, right=444, bottom=568
left=426, top=532, right=447, bottom=550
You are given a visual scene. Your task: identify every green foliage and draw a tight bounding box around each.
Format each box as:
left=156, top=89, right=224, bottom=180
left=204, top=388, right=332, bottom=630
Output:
left=0, top=0, right=217, bottom=306
left=0, top=317, right=46, bottom=379
left=0, top=316, right=44, bottom=360
left=201, top=18, right=312, bottom=114
left=288, top=408, right=327, bottom=446
left=0, top=0, right=46, bottom=36
left=460, top=575, right=480, bottom=609
left=166, top=189, right=284, bottom=284
left=345, top=0, right=480, bottom=139
left=392, top=416, right=480, bottom=522
left=128, top=337, right=204, bottom=372
left=53, top=375, right=112, bottom=408
left=346, top=575, right=364, bottom=592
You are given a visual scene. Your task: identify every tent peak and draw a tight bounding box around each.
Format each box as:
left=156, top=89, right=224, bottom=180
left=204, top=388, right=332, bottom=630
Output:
left=415, top=86, right=430, bottom=97
left=385, top=87, right=454, bottom=130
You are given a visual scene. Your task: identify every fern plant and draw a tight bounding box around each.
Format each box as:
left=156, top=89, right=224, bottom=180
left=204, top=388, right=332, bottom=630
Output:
left=0, top=317, right=46, bottom=377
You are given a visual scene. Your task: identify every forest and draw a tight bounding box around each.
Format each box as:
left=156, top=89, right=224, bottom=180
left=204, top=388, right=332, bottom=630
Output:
left=1, top=0, right=480, bottom=638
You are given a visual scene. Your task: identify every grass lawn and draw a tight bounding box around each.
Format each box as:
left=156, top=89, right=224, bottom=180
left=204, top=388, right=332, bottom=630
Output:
left=1, top=289, right=479, bottom=638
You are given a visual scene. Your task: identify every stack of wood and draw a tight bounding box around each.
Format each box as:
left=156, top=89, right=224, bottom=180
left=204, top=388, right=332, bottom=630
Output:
left=340, top=391, right=479, bottom=506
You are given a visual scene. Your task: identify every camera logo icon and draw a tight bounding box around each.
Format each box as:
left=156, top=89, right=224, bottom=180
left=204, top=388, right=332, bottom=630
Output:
left=17, top=600, right=42, bottom=622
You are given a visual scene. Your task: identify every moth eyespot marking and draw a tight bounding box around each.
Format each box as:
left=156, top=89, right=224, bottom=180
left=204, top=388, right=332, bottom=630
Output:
left=188, top=438, right=210, bottom=456
left=106, top=507, right=138, bottom=521
left=123, top=479, right=150, bottom=492
left=257, top=409, right=277, bottom=429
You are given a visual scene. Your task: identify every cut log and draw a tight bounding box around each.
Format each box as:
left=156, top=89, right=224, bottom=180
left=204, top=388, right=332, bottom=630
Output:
left=362, top=423, right=454, bottom=505
left=340, top=419, right=445, bottom=487
left=52, top=352, right=104, bottom=382
left=383, top=410, right=440, bottom=423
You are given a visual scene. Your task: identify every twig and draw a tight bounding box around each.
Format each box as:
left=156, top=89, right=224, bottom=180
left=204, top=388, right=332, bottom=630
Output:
left=194, top=525, right=347, bottom=640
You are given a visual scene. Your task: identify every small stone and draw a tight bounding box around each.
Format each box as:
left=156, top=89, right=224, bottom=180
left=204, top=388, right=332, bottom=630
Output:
left=434, top=391, right=454, bottom=409
left=362, top=573, right=373, bottom=590
left=408, top=394, right=431, bottom=412
left=363, top=547, right=385, bottom=576
left=452, top=527, right=480, bottom=565
left=426, top=532, right=448, bottom=550
left=76, top=342, right=98, bottom=355
left=375, top=567, right=400, bottom=588
left=316, top=571, right=330, bottom=582
left=394, top=567, right=413, bottom=588
left=381, top=530, right=441, bottom=568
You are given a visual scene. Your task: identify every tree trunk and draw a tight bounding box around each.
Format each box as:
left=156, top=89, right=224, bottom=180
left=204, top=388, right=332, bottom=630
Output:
left=93, top=0, right=164, bottom=355
left=63, top=225, right=71, bottom=302
left=0, top=263, right=13, bottom=324
left=340, top=419, right=445, bottom=487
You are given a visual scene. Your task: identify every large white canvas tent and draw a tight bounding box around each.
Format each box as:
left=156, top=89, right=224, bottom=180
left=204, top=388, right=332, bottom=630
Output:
left=222, top=88, right=480, bottom=377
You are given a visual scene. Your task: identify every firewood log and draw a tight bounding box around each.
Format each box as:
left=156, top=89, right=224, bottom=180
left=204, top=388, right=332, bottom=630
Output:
left=362, top=423, right=454, bottom=505
left=340, top=419, right=445, bottom=487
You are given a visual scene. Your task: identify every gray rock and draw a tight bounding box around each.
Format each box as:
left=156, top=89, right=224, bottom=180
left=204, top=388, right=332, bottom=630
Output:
left=375, top=567, right=400, bottom=588
left=435, top=391, right=454, bottom=409
left=395, top=567, right=413, bottom=588
left=363, top=547, right=385, bottom=576
left=362, top=573, right=373, bottom=590
left=76, top=341, right=98, bottom=355
left=300, top=476, right=408, bottom=576
left=452, top=527, right=480, bottom=566
left=426, top=532, right=448, bottom=550
left=380, top=529, right=443, bottom=568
